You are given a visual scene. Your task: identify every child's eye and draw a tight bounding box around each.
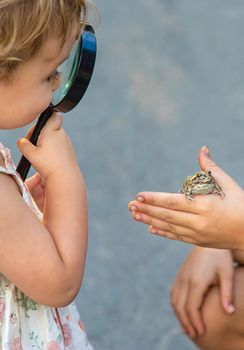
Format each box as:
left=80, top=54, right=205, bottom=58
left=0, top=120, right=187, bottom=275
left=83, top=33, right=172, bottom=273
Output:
left=48, top=70, right=62, bottom=82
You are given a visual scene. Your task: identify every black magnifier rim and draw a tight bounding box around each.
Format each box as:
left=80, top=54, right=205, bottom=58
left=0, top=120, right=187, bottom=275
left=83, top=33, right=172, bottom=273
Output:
left=52, top=24, right=97, bottom=112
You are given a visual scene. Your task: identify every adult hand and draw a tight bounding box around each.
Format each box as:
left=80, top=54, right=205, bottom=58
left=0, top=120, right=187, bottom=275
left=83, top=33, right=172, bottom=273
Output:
left=171, top=247, right=235, bottom=339
left=128, top=146, right=244, bottom=250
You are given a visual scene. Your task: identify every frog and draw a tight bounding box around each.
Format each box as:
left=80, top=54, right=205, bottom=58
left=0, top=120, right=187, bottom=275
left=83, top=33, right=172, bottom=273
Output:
left=180, top=170, right=225, bottom=201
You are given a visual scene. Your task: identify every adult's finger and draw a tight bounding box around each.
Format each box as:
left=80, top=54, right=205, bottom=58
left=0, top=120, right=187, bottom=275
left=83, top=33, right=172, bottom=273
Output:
left=135, top=192, right=199, bottom=214
left=131, top=211, right=195, bottom=240
left=129, top=201, right=198, bottom=229
left=219, top=266, right=235, bottom=314
left=171, top=279, right=197, bottom=338
left=149, top=226, right=196, bottom=244
left=186, top=282, right=206, bottom=337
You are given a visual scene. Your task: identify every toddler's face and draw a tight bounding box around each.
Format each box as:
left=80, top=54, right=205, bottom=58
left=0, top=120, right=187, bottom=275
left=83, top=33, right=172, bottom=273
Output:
left=0, top=21, right=80, bottom=129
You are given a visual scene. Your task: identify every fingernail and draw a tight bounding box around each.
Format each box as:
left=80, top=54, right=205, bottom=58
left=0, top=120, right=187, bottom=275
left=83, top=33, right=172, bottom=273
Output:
left=150, top=226, right=157, bottom=233
left=130, top=206, right=137, bottom=211
left=203, top=146, right=211, bottom=159
left=17, top=138, right=26, bottom=145
left=227, top=304, right=235, bottom=314
left=198, top=329, right=205, bottom=337
left=137, top=196, right=144, bottom=202
left=135, top=214, right=142, bottom=221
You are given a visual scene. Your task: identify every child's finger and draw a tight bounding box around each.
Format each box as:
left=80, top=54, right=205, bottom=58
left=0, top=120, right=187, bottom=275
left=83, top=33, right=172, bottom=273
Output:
left=17, top=138, right=38, bottom=163
left=25, top=124, right=36, bottom=140
left=25, top=173, right=41, bottom=191
left=43, top=112, right=63, bottom=131
left=134, top=192, right=198, bottom=214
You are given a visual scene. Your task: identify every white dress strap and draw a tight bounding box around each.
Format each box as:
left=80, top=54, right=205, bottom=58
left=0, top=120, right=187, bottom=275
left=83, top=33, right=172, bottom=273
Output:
left=0, top=143, right=42, bottom=220
left=0, top=149, right=26, bottom=196
left=0, top=166, right=10, bottom=173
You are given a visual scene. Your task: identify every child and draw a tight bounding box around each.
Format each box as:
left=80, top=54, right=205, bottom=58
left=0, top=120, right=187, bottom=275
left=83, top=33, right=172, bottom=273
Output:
left=128, top=146, right=244, bottom=350
left=0, top=0, right=94, bottom=348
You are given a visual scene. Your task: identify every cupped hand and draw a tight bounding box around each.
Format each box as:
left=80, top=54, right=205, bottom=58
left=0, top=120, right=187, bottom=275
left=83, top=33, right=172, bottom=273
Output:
left=171, top=247, right=235, bottom=339
left=128, top=146, right=244, bottom=250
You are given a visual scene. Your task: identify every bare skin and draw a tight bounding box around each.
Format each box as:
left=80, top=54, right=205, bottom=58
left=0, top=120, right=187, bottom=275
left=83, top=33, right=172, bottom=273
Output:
left=193, top=265, right=244, bottom=350
left=0, top=20, right=88, bottom=307
left=128, top=146, right=244, bottom=250
left=171, top=247, right=244, bottom=349
left=171, top=247, right=235, bottom=339
left=128, top=147, right=244, bottom=349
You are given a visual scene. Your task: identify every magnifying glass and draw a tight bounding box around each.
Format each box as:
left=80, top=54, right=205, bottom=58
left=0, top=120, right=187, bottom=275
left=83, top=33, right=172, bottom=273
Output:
left=17, top=23, right=97, bottom=180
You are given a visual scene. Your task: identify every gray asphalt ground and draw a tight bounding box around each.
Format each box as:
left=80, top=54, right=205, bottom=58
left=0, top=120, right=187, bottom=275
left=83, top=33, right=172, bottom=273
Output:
left=2, top=1, right=244, bottom=349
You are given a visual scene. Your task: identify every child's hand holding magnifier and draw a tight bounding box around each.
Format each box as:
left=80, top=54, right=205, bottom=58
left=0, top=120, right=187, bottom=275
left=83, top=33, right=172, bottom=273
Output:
left=20, top=124, right=45, bottom=212
left=128, top=146, right=244, bottom=250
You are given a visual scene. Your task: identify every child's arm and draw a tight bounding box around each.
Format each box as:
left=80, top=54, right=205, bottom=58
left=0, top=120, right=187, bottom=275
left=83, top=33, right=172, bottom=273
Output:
left=0, top=113, right=87, bottom=307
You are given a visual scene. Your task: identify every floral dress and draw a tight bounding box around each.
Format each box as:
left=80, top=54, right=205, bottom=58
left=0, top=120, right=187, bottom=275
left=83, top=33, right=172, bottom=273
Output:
left=0, top=143, right=94, bottom=350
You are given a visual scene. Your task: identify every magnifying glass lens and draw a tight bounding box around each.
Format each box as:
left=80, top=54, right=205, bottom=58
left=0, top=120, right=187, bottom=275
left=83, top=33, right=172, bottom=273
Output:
left=52, top=39, right=80, bottom=106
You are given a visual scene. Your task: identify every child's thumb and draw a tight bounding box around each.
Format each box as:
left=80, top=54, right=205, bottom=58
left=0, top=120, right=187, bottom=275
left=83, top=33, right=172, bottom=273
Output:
left=17, top=138, right=37, bottom=163
left=198, top=146, right=217, bottom=172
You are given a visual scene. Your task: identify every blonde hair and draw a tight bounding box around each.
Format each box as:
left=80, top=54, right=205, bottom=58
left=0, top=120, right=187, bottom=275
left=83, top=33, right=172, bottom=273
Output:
left=0, top=0, right=87, bottom=83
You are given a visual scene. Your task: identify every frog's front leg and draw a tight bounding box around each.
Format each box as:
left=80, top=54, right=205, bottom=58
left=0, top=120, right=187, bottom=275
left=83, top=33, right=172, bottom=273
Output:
left=214, top=185, right=225, bottom=198
left=186, top=189, right=194, bottom=202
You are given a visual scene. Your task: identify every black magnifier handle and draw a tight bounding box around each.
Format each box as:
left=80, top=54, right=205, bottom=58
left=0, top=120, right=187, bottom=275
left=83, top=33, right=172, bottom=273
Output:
left=16, top=107, right=53, bottom=180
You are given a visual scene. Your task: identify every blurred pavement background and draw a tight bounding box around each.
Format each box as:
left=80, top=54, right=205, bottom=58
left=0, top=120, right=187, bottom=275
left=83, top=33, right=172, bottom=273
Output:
left=3, top=0, right=244, bottom=349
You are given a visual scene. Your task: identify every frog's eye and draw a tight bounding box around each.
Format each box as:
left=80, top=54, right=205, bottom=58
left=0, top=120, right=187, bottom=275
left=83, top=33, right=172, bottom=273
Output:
left=208, top=170, right=212, bottom=175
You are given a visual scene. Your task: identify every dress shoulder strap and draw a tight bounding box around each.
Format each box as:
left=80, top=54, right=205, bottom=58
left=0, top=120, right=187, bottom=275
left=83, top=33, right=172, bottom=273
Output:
left=0, top=144, right=27, bottom=196
left=0, top=143, right=42, bottom=220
